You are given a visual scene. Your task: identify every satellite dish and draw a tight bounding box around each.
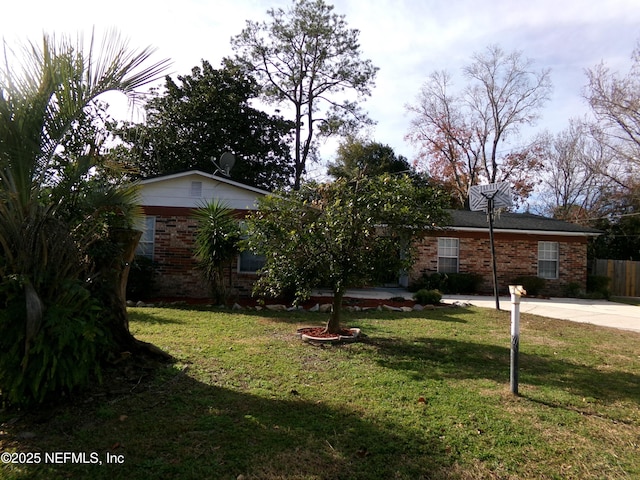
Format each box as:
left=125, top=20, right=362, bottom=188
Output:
left=220, top=152, right=236, bottom=175
left=211, top=152, right=236, bottom=177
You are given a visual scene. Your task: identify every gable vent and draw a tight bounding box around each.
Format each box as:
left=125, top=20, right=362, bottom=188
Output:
left=190, top=181, right=202, bottom=197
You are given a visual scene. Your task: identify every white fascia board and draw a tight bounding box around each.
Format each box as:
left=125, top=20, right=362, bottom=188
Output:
left=449, top=226, right=601, bottom=237
left=138, top=170, right=270, bottom=197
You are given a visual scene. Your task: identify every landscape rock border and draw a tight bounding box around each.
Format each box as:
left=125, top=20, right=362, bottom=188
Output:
left=127, top=300, right=469, bottom=311
left=296, top=327, right=361, bottom=344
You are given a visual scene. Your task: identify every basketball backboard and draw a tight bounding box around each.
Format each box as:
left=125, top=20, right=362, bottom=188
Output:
left=469, top=182, right=512, bottom=212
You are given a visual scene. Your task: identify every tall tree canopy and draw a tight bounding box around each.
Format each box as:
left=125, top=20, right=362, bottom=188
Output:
left=406, top=45, right=552, bottom=207
left=327, top=137, right=413, bottom=179
left=0, top=30, right=170, bottom=405
left=328, top=137, right=457, bottom=206
left=231, top=0, right=379, bottom=189
left=244, top=174, right=449, bottom=334
left=112, top=60, right=295, bottom=190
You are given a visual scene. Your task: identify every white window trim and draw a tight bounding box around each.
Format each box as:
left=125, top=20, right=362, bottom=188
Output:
left=437, top=237, right=459, bottom=274
left=135, top=216, right=156, bottom=260
left=537, top=241, right=559, bottom=279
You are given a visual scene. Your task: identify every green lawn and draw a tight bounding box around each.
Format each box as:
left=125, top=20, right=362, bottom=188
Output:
left=2, top=305, right=639, bottom=479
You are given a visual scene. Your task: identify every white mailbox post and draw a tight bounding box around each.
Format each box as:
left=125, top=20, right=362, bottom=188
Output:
left=509, top=285, right=526, bottom=395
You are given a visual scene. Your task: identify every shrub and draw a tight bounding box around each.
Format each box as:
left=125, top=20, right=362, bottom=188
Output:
left=564, top=282, right=583, bottom=297
left=587, top=275, right=610, bottom=299
left=409, top=272, right=483, bottom=294
left=445, top=273, right=484, bottom=294
left=413, top=289, right=442, bottom=305
left=512, top=276, right=547, bottom=296
left=126, top=255, right=156, bottom=301
left=0, top=278, right=106, bottom=406
left=409, top=272, right=439, bottom=292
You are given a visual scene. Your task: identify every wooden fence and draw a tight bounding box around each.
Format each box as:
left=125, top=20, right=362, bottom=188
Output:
left=593, top=259, right=640, bottom=297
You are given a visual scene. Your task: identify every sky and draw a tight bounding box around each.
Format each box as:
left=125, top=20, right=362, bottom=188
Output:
left=2, top=0, right=640, bottom=178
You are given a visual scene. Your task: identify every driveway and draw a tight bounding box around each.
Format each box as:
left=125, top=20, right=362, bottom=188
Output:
left=328, top=288, right=640, bottom=333
left=444, top=294, right=640, bottom=333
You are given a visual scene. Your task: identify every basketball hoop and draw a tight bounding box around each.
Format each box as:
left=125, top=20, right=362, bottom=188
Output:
left=469, top=182, right=512, bottom=212
left=468, top=182, right=513, bottom=311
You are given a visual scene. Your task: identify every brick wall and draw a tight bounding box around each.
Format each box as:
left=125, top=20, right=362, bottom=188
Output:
left=411, top=231, right=588, bottom=295
left=142, top=207, right=258, bottom=300
left=141, top=206, right=590, bottom=299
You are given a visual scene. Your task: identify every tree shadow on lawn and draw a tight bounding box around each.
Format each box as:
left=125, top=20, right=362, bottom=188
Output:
left=127, top=309, right=185, bottom=325
left=246, top=306, right=473, bottom=328
left=5, top=370, right=459, bottom=480
left=367, top=336, right=640, bottom=406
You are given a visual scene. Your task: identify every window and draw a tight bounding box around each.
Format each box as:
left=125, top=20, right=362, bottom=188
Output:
left=238, top=251, right=265, bottom=274
left=237, top=220, right=265, bottom=274
left=135, top=216, right=156, bottom=259
left=538, top=241, right=559, bottom=279
left=438, top=237, right=459, bottom=273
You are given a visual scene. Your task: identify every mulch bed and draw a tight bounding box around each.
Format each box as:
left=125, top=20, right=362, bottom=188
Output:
left=144, top=295, right=417, bottom=310
left=296, top=327, right=355, bottom=338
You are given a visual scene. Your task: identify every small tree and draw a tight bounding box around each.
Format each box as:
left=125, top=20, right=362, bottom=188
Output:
left=193, top=201, right=241, bottom=304
left=244, top=174, right=449, bottom=333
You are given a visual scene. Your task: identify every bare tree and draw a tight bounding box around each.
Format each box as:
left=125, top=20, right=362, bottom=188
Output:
left=585, top=43, right=640, bottom=174
left=231, top=0, right=378, bottom=190
left=534, top=120, right=617, bottom=221
left=407, top=45, right=552, bottom=206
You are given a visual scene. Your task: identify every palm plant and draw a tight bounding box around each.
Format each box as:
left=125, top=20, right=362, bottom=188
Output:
left=0, top=30, right=170, bottom=404
left=193, top=200, right=241, bottom=305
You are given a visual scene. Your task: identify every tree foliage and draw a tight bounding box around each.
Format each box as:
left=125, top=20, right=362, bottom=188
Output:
left=244, top=174, right=449, bottom=333
left=0, top=30, right=169, bottom=405
left=588, top=184, right=640, bottom=261
left=327, top=137, right=413, bottom=179
left=231, top=0, right=379, bottom=189
left=112, top=60, right=294, bottom=190
left=406, top=45, right=552, bottom=207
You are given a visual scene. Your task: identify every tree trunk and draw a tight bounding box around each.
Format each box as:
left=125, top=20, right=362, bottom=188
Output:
left=324, top=288, right=344, bottom=334
left=100, top=228, right=172, bottom=361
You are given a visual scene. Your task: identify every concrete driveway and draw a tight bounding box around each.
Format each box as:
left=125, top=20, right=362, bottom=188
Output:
left=442, top=294, right=640, bottom=333
left=327, top=288, right=640, bottom=333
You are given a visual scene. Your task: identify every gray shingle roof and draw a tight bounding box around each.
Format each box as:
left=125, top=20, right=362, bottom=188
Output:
left=447, top=210, right=602, bottom=235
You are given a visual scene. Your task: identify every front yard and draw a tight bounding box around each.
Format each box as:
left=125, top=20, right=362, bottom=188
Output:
left=1, top=305, right=639, bottom=479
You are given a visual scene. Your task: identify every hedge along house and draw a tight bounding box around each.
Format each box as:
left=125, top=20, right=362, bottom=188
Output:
left=410, top=209, right=602, bottom=295
left=135, top=170, right=268, bottom=299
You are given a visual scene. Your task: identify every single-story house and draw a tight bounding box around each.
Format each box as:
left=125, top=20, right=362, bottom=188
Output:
left=135, top=170, right=268, bottom=299
left=134, top=170, right=601, bottom=299
left=410, top=209, right=602, bottom=295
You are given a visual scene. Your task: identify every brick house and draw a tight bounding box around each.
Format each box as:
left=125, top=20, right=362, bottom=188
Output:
left=410, top=209, right=602, bottom=295
left=135, top=170, right=268, bottom=299
left=135, top=171, right=601, bottom=299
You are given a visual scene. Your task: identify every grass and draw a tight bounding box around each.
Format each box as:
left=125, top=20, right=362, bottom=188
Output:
left=1, top=305, right=640, bottom=479
left=611, top=296, right=640, bottom=306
